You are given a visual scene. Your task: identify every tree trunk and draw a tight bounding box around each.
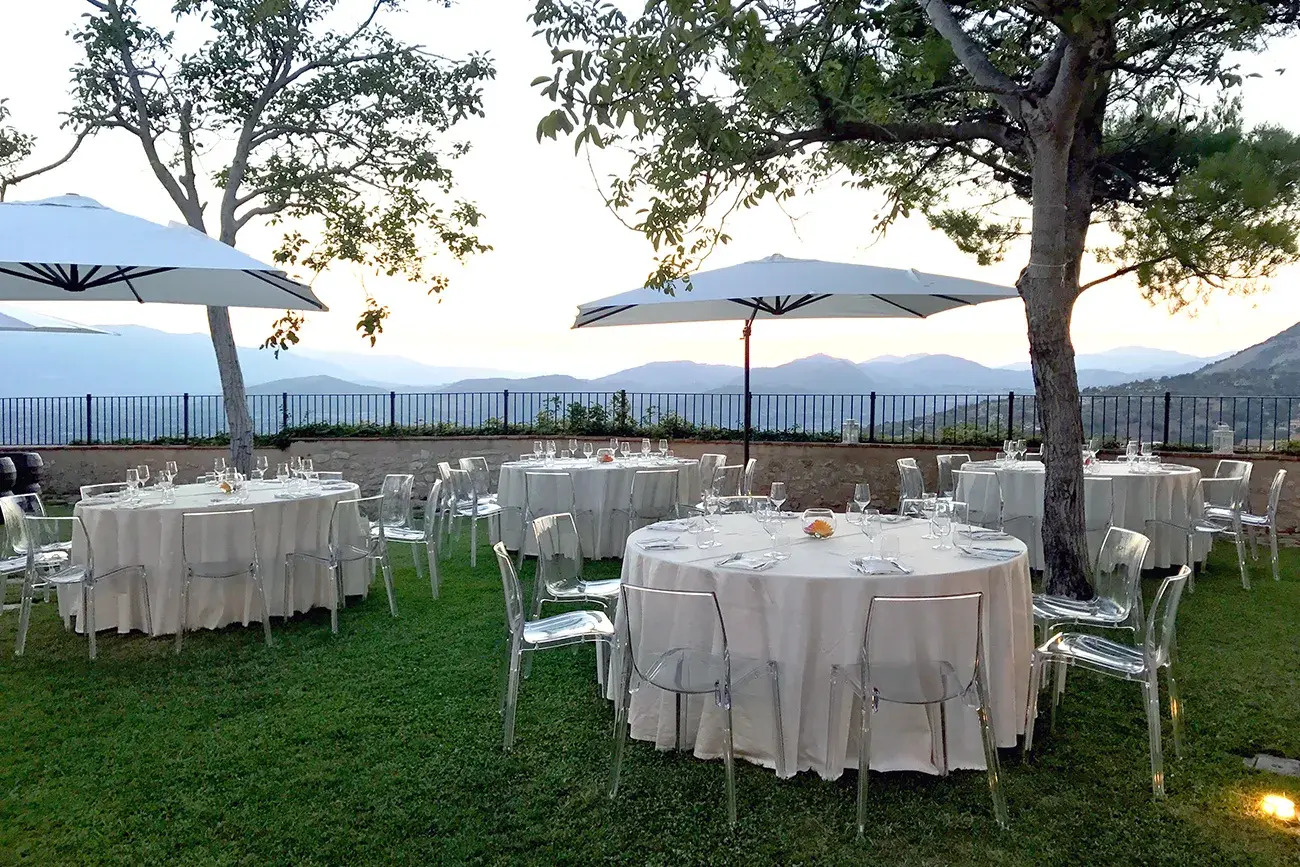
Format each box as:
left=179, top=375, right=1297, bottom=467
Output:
left=207, top=306, right=254, bottom=474
left=1022, top=140, right=1093, bottom=599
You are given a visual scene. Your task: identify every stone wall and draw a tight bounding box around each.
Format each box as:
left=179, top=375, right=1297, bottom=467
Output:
left=32, top=438, right=1300, bottom=532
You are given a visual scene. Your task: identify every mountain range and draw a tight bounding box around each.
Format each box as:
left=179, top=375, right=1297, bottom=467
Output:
left=1, top=323, right=1251, bottom=398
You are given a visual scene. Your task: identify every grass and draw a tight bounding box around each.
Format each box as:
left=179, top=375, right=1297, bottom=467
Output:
left=2, top=531, right=1300, bottom=866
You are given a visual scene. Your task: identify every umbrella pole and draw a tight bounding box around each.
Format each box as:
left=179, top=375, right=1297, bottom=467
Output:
left=742, top=316, right=754, bottom=466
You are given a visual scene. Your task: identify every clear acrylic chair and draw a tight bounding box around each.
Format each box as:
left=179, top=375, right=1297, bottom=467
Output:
left=1025, top=567, right=1192, bottom=798
left=2, top=492, right=71, bottom=588
left=1238, top=469, right=1286, bottom=582
left=711, top=464, right=745, bottom=498
left=1147, top=476, right=1248, bottom=589
left=285, top=495, right=397, bottom=633
left=897, top=458, right=926, bottom=512
left=698, top=453, right=727, bottom=501
left=1083, top=477, right=1116, bottom=568
left=615, top=469, right=681, bottom=535
left=379, top=473, right=415, bottom=528
left=530, top=511, right=621, bottom=680
left=5, top=501, right=150, bottom=660
left=953, top=469, right=1003, bottom=530
left=936, top=454, right=970, bottom=497
left=610, top=583, right=786, bottom=825
left=178, top=509, right=272, bottom=653
left=385, top=478, right=442, bottom=599
left=827, top=591, right=1008, bottom=834
left=493, top=541, right=614, bottom=750
left=518, top=471, right=579, bottom=568
left=315, top=470, right=344, bottom=482
left=447, top=468, right=503, bottom=569
left=458, top=456, right=499, bottom=506
left=742, top=458, right=758, bottom=495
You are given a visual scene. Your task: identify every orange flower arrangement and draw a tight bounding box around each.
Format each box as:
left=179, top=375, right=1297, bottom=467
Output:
left=803, top=518, right=835, bottom=538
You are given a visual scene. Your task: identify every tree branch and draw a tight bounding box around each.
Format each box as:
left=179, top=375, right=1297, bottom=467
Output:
left=0, top=125, right=95, bottom=201
left=763, top=117, right=1025, bottom=158
left=917, top=0, right=1024, bottom=117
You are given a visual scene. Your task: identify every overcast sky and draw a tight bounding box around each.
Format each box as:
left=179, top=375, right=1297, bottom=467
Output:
left=3, top=0, right=1299, bottom=377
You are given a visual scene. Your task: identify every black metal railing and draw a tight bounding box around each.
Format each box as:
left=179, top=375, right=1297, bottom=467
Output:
left=0, top=390, right=1296, bottom=451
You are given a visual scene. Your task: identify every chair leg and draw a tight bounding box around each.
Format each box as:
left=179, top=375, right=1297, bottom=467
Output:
left=609, top=643, right=633, bottom=798
left=139, top=570, right=153, bottom=635
left=1023, top=655, right=1043, bottom=757
left=857, top=686, right=872, bottom=837
left=426, top=541, right=440, bottom=599
left=175, top=575, right=191, bottom=654
left=14, top=578, right=34, bottom=656
left=503, top=641, right=522, bottom=751
left=1142, top=673, right=1165, bottom=797
left=380, top=551, right=397, bottom=617
left=1269, top=526, right=1280, bottom=582
left=924, top=701, right=948, bottom=776
left=253, top=570, right=272, bottom=648
left=330, top=563, right=341, bottom=635
left=1166, top=666, right=1183, bottom=761
left=1232, top=520, right=1249, bottom=589
left=595, top=640, right=607, bottom=690
left=976, top=684, right=1010, bottom=828
left=769, top=662, right=786, bottom=779
left=470, top=517, right=478, bottom=569
left=411, top=542, right=425, bottom=581
left=722, top=703, right=737, bottom=826
left=84, top=583, right=97, bottom=661
left=826, top=666, right=843, bottom=777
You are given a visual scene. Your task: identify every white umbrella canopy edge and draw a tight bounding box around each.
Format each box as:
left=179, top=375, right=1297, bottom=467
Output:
left=0, top=305, right=110, bottom=334
left=0, top=195, right=327, bottom=311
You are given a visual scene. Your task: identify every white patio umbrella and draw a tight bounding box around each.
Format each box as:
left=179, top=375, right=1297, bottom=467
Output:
left=574, top=254, right=1019, bottom=461
left=0, top=306, right=108, bottom=334
left=0, top=195, right=326, bottom=311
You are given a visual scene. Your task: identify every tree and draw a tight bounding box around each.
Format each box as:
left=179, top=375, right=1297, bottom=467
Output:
left=70, top=0, right=494, bottom=471
left=529, top=0, right=1300, bottom=597
left=0, top=99, right=94, bottom=201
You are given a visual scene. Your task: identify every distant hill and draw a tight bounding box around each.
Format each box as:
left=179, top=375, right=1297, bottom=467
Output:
left=248, top=375, right=387, bottom=395
left=1001, top=346, right=1228, bottom=376
left=1100, top=320, right=1300, bottom=395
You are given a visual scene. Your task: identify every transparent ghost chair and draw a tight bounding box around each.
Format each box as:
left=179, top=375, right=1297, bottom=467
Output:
left=458, top=456, right=499, bottom=506
left=445, top=469, right=504, bottom=569
left=896, top=458, right=926, bottom=512
left=385, top=478, right=442, bottom=599
left=1236, top=469, right=1286, bottom=582
left=379, top=473, right=415, bottom=528
left=530, top=511, right=621, bottom=680
left=936, top=454, right=971, bottom=497
left=610, top=583, right=786, bottom=825
left=697, top=453, right=727, bottom=502
left=711, top=464, right=745, bottom=498
left=742, top=458, right=758, bottom=495
left=4, top=499, right=150, bottom=660
left=615, top=469, right=681, bottom=536
left=285, top=495, right=397, bottom=633
left=177, top=509, right=271, bottom=652
left=953, top=469, right=1003, bottom=531
left=517, top=471, right=582, bottom=568
left=493, top=541, right=614, bottom=750
left=2, top=493, right=72, bottom=612
left=79, top=482, right=130, bottom=502
left=315, top=471, right=345, bottom=482
left=1083, top=477, right=1116, bottom=568
left=1147, top=477, right=1248, bottom=589
left=827, top=591, right=1007, bottom=834
left=1025, top=567, right=1191, bottom=798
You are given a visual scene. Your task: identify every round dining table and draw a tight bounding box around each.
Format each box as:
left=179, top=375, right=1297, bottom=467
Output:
left=962, top=459, right=1206, bottom=569
left=61, top=480, right=371, bottom=636
left=497, top=456, right=701, bottom=558
left=614, top=514, right=1032, bottom=779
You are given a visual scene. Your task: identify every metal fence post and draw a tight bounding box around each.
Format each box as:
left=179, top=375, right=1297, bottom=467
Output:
left=182, top=393, right=190, bottom=443
left=502, top=389, right=510, bottom=433
left=389, top=391, right=396, bottom=429
left=1006, top=391, right=1015, bottom=436
left=1162, top=391, right=1171, bottom=445
left=281, top=392, right=289, bottom=432
left=84, top=393, right=92, bottom=443
left=868, top=391, right=876, bottom=442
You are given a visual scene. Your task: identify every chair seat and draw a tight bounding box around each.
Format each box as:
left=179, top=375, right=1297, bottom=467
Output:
left=1033, top=593, right=1127, bottom=626
left=382, top=527, right=429, bottom=543
left=187, top=560, right=255, bottom=579
left=1204, top=506, right=1241, bottom=521
left=522, top=609, right=614, bottom=646
left=637, top=647, right=772, bottom=696
left=1038, top=631, right=1149, bottom=677
left=1239, top=512, right=1272, bottom=527
left=1, top=550, right=69, bottom=575
left=455, top=501, right=503, bottom=518
left=548, top=577, right=621, bottom=601
left=43, top=565, right=90, bottom=586
left=837, top=660, right=966, bottom=706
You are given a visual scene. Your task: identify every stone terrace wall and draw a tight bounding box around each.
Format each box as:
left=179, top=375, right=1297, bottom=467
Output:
left=34, top=437, right=1300, bottom=532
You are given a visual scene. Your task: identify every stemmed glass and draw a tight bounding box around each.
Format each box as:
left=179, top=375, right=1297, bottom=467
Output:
left=853, top=483, right=871, bottom=513
left=255, top=455, right=269, bottom=481
left=640, top=437, right=651, bottom=458
left=545, top=440, right=557, bottom=461
left=696, top=494, right=722, bottom=548
left=214, top=457, right=227, bottom=478
left=931, top=500, right=955, bottom=550
left=136, top=465, right=150, bottom=488
left=769, top=481, right=787, bottom=514
left=568, top=438, right=579, bottom=457
left=620, top=441, right=630, bottom=460
left=583, top=442, right=594, bottom=460
left=860, top=508, right=881, bottom=558
left=1125, top=440, right=1139, bottom=465
left=532, top=441, right=543, bottom=461
left=165, top=460, right=178, bottom=481
left=276, top=462, right=290, bottom=485
left=658, top=438, right=669, bottom=458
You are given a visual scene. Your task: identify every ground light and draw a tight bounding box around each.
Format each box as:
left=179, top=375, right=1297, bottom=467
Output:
left=1261, top=794, right=1297, bottom=822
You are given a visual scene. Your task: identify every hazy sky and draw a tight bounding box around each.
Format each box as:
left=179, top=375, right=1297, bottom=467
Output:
left=3, top=0, right=1300, bottom=377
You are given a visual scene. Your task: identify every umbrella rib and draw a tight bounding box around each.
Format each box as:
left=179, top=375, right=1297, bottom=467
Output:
left=729, top=297, right=774, bottom=315
left=780, top=293, right=832, bottom=314
left=87, top=266, right=174, bottom=293
left=575, top=305, right=637, bottom=327
left=242, top=270, right=327, bottom=311
left=0, top=265, right=64, bottom=288
left=872, top=295, right=925, bottom=317
left=113, top=267, right=146, bottom=303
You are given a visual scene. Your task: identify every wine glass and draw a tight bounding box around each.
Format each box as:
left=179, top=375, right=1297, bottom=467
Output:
left=255, top=455, right=269, bottom=480
left=853, top=483, right=871, bottom=512
left=532, top=441, right=543, bottom=460
left=1125, top=440, right=1139, bottom=464
left=769, top=481, right=787, bottom=514
left=126, top=467, right=140, bottom=490
left=301, top=458, right=313, bottom=474
left=276, top=462, right=290, bottom=485
left=567, top=438, right=578, bottom=456
left=620, top=441, right=630, bottom=459
left=136, top=464, right=150, bottom=487
left=165, top=460, right=178, bottom=480
left=214, top=456, right=227, bottom=477
left=640, top=437, right=651, bottom=458
left=583, top=442, right=594, bottom=459
left=931, top=500, right=954, bottom=550
left=545, top=440, right=557, bottom=461
left=658, top=438, right=668, bottom=458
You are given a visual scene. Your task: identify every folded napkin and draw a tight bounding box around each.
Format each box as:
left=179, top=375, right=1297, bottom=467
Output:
left=636, top=537, right=687, bottom=551
left=647, top=519, right=692, bottom=532
left=849, top=556, right=912, bottom=575
left=957, top=544, right=1020, bottom=562
left=714, top=554, right=775, bottom=571
left=959, top=529, right=1012, bottom=541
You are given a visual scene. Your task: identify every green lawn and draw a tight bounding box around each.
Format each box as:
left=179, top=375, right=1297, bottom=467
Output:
left=2, top=533, right=1299, bottom=865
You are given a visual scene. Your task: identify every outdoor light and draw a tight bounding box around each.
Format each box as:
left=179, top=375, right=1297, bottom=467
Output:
left=1261, top=795, right=1297, bottom=822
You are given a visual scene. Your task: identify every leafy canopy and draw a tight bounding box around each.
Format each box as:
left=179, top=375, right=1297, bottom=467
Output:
left=530, top=0, right=1300, bottom=308
left=71, top=0, right=495, bottom=347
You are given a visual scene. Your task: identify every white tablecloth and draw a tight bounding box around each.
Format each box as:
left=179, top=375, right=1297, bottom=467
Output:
left=62, top=481, right=371, bottom=635
left=615, top=515, right=1032, bottom=779
left=964, top=460, right=1206, bottom=569
left=498, top=458, right=700, bottom=558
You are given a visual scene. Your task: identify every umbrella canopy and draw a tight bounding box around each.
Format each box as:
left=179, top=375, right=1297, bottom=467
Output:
left=574, top=254, right=1016, bottom=327
left=573, top=254, right=1019, bottom=462
left=0, top=195, right=326, bottom=311
left=0, top=306, right=108, bottom=334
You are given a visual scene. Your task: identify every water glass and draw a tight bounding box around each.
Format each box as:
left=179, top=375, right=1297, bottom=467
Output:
left=658, top=439, right=669, bottom=457
left=276, top=462, right=290, bottom=485
left=126, top=467, right=140, bottom=490
left=532, top=441, right=543, bottom=460
left=640, top=437, right=651, bottom=457
left=620, top=442, right=630, bottom=459
left=545, top=441, right=557, bottom=461
left=136, top=465, right=151, bottom=487
left=931, top=501, right=954, bottom=550
left=1141, top=441, right=1153, bottom=458
left=879, top=534, right=900, bottom=562
left=845, top=501, right=864, bottom=526
left=1125, top=440, right=1139, bottom=463
left=695, top=520, right=720, bottom=549
left=995, top=451, right=1007, bottom=466
left=583, top=442, right=594, bottom=459
left=769, top=481, right=787, bottom=513
left=861, top=508, right=881, bottom=554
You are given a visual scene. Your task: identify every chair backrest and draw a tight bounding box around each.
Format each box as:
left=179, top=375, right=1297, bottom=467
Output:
left=380, top=473, right=415, bottom=528
left=493, top=541, right=526, bottom=638
left=1214, top=459, right=1253, bottom=509
left=18, top=511, right=90, bottom=575
left=458, top=457, right=492, bottom=499
left=1083, top=476, right=1115, bottom=529
left=618, top=582, right=731, bottom=694
left=1263, top=469, right=1287, bottom=521
left=1092, top=527, right=1150, bottom=627
left=423, top=478, right=444, bottom=536
left=333, top=495, right=384, bottom=557
left=182, top=508, right=258, bottom=570
left=0, top=496, right=35, bottom=562
left=524, top=471, right=575, bottom=520
left=863, top=592, right=984, bottom=705
left=532, top=512, right=583, bottom=596
left=316, top=471, right=344, bottom=482
left=936, top=454, right=970, bottom=495
left=630, top=469, right=680, bottom=524
left=953, top=469, right=1002, bottom=529
left=447, top=468, right=476, bottom=509
left=713, top=495, right=763, bottom=514
left=698, top=454, right=726, bottom=498
left=897, top=458, right=925, bottom=502
left=711, top=464, right=744, bottom=497
left=79, top=482, right=129, bottom=501
left=742, top=458, right=758, bottom=495
left=2, top=492, right=48, bottom=555
left=1143, top=567, right=1191, bottom=668
left=437, top=461, right=453, bottom=483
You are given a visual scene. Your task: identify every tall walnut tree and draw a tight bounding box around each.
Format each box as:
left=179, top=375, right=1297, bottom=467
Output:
left=530, top=0, right=1300, bottom=597
left=71, top=0, right=493, bottom=470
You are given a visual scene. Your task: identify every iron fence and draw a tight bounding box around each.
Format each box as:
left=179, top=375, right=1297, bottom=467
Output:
left=0, top=390, right=1296, bottom=451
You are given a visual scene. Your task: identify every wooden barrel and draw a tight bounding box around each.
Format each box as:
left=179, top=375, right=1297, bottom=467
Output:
left=0, top=452, right=43, bottom=495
